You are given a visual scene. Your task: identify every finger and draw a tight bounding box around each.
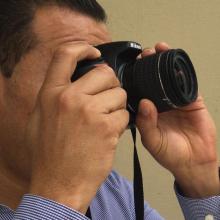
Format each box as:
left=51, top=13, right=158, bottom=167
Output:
left=43, top=43, right=101, bottom=88
left=94, top=87, right=127, bottom=113
left=108, top=109, right=129, bottom=136
left=155, top=42, right=170, bottom=53
left=177, top=94, right=206, bottom=111
left=72, top=65, right=120, bottom=95
left=141, top=48, right=156, bottom=58
left=135, top=99, right=162, bottom=157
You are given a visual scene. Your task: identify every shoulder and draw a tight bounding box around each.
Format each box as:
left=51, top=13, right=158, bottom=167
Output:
left=106, top=170, right=133, bottom=192
left=92, top=170, right=161, bottom=219
left=91, top=170, right=136, bottom=219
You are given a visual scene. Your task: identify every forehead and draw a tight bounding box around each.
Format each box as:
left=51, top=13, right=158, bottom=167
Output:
left=32, top=6, right=111, bottom=47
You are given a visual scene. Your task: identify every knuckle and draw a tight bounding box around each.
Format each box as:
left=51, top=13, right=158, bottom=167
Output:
left=122, top=116, right=129, bottom=127
left=103, top=65, right=114, bottom=73
left=57, top=91, right=73, bottom=112
left=54, top=47, right=76, bottom=60
left=124, top=111, right=130, bottom=125
left=119, top=88, right=127, bottom=101
left=80, top=100, right=96, bottom=119
left=100, top=66, right=120, bottom=85
left=98, top=65, right=113, bottom=75
left=112, top=75, right=121, bottom=86
left=117, top=110, right=129, bottom=131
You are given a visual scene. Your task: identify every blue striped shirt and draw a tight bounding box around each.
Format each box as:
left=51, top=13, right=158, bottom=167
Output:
left=0, top=170, right=220, bottom=219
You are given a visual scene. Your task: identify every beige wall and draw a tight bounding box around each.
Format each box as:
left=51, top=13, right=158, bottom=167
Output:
left=98, top=0, right=220, bottom=219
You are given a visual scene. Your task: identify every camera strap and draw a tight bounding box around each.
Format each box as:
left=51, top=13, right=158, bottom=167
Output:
left=86, top=207, right=92, bottom=218
left=131, top=126, right=145, bottom=220
left=86, top=126, right=144, bottom=220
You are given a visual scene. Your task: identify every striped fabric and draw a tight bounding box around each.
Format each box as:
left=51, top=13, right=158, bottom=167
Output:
left=0, top=170, right=219, bottom=220
left=175, top=184, right=220, bottom=220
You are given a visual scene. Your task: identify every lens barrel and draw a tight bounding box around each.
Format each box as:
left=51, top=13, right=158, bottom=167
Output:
left=122, top=49, right=198, bottom=113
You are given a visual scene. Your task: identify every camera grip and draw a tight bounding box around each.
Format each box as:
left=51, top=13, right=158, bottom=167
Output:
left=71, top=57, right=105, bottom=82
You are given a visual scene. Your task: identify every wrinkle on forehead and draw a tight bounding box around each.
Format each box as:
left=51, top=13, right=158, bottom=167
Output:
left=32, top=5, right=111, bottom=48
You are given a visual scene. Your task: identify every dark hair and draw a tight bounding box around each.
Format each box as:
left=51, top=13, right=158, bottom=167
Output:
left=0, top=0, right=107, bottom=77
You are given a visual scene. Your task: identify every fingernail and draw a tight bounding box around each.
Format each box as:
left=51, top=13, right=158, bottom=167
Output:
left=142, top=48, right=155, bottom=56
left=95, top=48, right=101, bottom=56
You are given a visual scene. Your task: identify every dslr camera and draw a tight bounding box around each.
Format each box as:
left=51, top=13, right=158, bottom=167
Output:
left=72, top=41, right=198, bottom=120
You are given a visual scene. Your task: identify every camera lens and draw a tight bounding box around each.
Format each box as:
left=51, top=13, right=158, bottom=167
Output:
left=122, top=49, right=198, bottom=113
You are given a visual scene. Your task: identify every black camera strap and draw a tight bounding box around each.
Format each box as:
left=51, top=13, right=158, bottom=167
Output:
left=131, top=126, right=145, bottom=220
left=86, top=208, right=92, bottom=218
left=86, top=126, right=144, bottom=220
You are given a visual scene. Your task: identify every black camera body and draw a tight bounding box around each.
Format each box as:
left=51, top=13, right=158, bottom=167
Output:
left=72, top=41, right=198, bottom=119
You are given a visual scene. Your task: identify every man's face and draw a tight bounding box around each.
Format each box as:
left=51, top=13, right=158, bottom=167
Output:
left=0, top=6, right=111, bottom=172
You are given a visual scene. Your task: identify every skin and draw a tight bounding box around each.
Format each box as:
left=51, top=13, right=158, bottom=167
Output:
left=0, top=5, right=219, bottom=214
left=137, top=45, right=219, bottom=198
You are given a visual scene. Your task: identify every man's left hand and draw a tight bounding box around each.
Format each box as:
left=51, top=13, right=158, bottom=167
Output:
left=136, top=42, right=220, bottom=198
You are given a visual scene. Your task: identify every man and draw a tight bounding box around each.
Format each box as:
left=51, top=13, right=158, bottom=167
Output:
left=0, top=0, right=219, bottom=219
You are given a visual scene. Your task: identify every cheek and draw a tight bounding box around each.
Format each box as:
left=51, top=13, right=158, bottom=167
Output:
left=5, top=61, right=51, bottom=122
left=0, top=48, right=52, bottom=148
left=5, top=77, right=41, bottom=125
left=2, top=73, right=45, bottom=142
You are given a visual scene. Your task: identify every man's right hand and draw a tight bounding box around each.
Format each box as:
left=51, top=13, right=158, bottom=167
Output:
left=27, top=42, right=129, bottom=214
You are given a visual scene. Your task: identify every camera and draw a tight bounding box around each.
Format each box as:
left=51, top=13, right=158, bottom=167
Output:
left=72, top=41, right=198, bottom=118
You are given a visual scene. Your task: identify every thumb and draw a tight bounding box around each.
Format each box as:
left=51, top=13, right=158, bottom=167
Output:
left=136, top=99, right=162, bottom=156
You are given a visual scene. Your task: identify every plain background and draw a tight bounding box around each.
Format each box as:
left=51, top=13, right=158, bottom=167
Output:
left=98, top=0, right=220, bottom=219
